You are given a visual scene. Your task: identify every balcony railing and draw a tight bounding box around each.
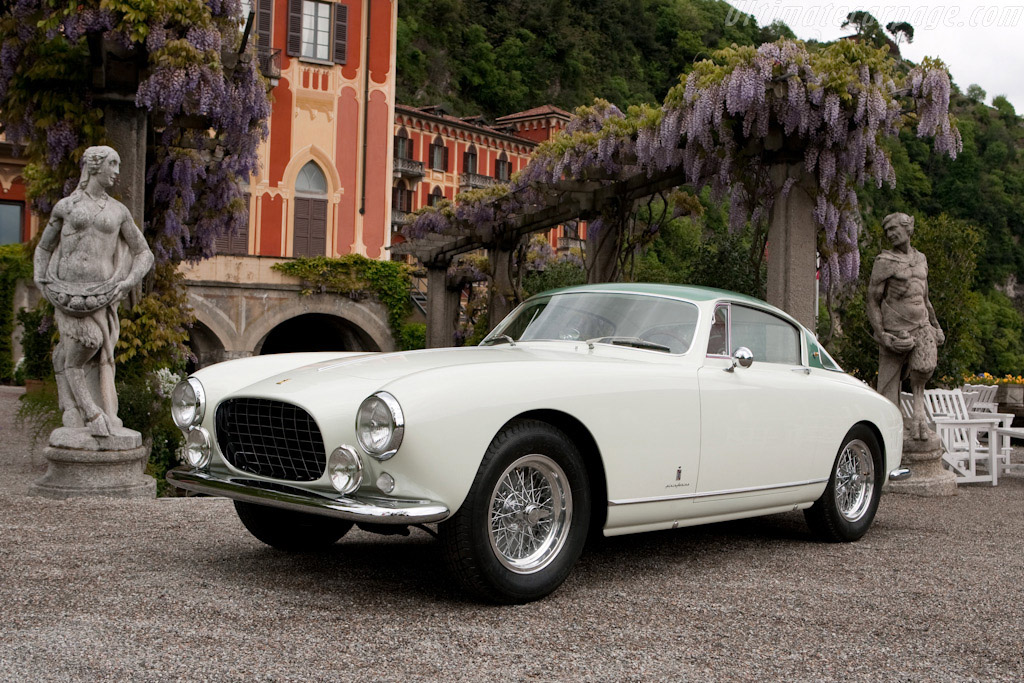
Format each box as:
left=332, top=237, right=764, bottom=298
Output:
left=258, top=47, right=282, bottom=85
left=459, top=172, right=496, bottom=191
left=392, top=209, right=411, bottom=228
left=393, top=157, right=425, bottom=179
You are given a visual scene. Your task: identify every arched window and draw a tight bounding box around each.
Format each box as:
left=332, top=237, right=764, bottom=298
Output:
left=296, top=160, right=328, bottom=195
left=293, top=161, right=328, bottom=257
left=495, top=151, right=511, bottom=182
left=392, top=180, right=413, bottom=213
left=394, top=128, right=412, bottom=160
left=462, top=143, right=478, bottom=175
left=428, top=186, right=445, bottom=207
left=429, top=135, right=448, bottom=171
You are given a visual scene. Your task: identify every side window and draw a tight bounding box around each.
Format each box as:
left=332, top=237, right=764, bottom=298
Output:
left=731, top=305, right=801, bottom=365
left=707, top=305, right=729, bottom=356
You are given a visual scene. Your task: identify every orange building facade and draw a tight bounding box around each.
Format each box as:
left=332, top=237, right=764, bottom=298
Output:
left=390, top=104, right=572, bottom=250
left=226, top=0, right=397, bottom=261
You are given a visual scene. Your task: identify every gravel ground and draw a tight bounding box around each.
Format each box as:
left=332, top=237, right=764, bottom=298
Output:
left=1, top=385, right=1022, bottom=681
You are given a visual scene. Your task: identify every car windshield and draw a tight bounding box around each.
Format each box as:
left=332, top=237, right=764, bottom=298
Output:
left=481, top=292, right=699, bottom=354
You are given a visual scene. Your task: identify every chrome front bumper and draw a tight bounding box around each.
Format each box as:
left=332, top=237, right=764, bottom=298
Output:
left=167, top=467, right=450, bottom=524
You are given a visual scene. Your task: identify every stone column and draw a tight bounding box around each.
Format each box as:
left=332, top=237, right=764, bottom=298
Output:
left=425, top=261, right=459, bottom=348
left=488, top=247, right=515, bottom=328
left=766, top=163, right=817, bottom=331
left=102, top=101, right=147, bottom=227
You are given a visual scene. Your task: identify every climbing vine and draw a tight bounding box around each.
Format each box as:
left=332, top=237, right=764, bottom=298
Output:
left=272, top=255, right=421, bottom=349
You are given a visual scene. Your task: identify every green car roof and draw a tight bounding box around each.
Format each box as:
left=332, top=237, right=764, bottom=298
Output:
left=538, top=282, right=771, bottom=308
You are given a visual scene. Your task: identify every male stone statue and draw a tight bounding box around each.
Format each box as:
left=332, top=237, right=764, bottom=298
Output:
left=866, top=212, right=944, bottom=440
left=33, top=145, right=155, bottom=438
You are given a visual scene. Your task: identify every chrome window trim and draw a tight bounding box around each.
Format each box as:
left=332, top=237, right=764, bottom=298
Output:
left=608, top=477, right=829, bottom=506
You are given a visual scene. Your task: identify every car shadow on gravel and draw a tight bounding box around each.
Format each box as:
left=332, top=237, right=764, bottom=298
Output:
left=162, top=511, right=825, bottom=604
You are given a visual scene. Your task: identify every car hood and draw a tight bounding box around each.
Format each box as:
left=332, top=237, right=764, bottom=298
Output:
left=226, top=343, right=645, bottom=401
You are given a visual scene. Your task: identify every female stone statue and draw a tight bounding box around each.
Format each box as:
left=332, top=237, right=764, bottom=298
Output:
left=33, top=145, right=155, bottom=437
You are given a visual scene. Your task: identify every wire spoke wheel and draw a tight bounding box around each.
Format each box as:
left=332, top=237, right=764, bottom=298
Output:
left=487, top=454, right=572, bottom=574
left=833, top=438, right=875, bottom=523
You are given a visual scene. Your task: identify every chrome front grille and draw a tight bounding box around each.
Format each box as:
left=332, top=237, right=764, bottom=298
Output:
left=215, top=398, right=326, bottom=482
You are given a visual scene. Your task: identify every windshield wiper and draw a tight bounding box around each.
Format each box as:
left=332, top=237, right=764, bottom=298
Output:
left=481, top=334, right=516, bottom=347
left=585, top=336, right=671, bottom=353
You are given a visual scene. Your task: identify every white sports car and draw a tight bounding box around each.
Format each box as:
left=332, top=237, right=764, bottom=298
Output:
left=168, top=283, right=907, bottom=603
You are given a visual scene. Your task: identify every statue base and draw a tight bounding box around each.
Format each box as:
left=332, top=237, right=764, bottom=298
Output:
left=30, top=427, right=155, bottom=499
left=887, top=432, right=957, bottom=497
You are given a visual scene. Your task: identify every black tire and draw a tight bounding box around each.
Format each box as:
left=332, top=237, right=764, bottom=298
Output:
left=439, top=419, right=591, bottom=604
left=805, top=425, right=883, bottom=542
left=234, top=501, right=353, bottom=552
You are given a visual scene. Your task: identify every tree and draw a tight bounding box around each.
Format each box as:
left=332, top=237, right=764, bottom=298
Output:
left=966, top=84, right=987, bottom=103
left=842, top=11, right=887, bottom=47
left=885, top=21, right=914, bottom=47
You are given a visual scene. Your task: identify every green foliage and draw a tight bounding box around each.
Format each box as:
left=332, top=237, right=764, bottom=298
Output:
left=395, top=0, right=766, bottom=118
left=15, top=301, right=55, bottom=381
left=272, top=255, right=414, bottom=344
left=523, top=260, right=587, bottom=297
left=398, top=322, right=426, bottom=351
left=0, top=244, right=32, bottom=382
left=116, top=372, right=181, bottom=496
left=973, top=290, right=1024, bottom=377
left=115, top=264, right=193, bottom=380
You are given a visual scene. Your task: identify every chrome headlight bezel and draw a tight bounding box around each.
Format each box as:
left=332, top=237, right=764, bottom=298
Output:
left=171, top=377, right=206, bottom=430
left=183, top=427, right=212, bottom=470
left=355, top=391, right=405, bottom=461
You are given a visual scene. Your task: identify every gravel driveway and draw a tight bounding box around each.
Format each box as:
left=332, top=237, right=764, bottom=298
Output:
left=1, top=385, right=1022, bottom=681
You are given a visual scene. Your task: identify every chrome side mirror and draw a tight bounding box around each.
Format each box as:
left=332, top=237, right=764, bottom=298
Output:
left=725, top=346, right=754, bottom=372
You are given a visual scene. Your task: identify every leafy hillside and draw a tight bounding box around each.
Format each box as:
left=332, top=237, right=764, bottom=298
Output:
left=396, top=0, right=792, bottom=117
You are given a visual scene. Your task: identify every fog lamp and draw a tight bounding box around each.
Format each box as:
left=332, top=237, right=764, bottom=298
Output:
left=183, top=428, right=212, bottom=470
left=328, top=446, right=363, bottom=494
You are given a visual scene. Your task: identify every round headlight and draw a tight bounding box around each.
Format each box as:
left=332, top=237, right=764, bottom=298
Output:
left=183, top=428, right=212, bottom=470
left=355, top=392, right=404, bottom=460
left=328, top=446, right=363, bottom=494
left=171, top=378, right=205, bottom=430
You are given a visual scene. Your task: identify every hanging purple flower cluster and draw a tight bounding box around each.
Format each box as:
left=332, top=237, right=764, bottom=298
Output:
left=402, top=40, right=961, bottom=295
left=0, top=0, right=268, bottom=263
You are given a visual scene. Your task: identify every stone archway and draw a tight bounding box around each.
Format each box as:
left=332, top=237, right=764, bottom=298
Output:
left=256, top=312, right=379, bottom=354
left=238, top=292, right=394, bottom=355
left=186, top=319, right=227, bottom=372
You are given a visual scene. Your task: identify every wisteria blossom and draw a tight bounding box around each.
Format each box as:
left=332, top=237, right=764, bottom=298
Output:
left=403, top=39, right=961, bottom=294
left=0, top=0, right=268, bottom=263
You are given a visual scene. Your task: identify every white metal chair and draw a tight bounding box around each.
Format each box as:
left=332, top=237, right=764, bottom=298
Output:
left=900, top=389, right=1013, bottom=485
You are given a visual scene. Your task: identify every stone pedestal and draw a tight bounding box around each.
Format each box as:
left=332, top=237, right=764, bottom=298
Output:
left=30, top=428, right=155, bottom=499
left=887, top=432, right=957, bottom=497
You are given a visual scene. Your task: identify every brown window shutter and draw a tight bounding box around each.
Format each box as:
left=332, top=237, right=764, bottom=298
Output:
left=443, top=145, right=449, bottom=172
left=294, top=197, right=310, bottom=256
left=256, top=0, right=273, bottom=50
left=286, top=0, right=302, bottom=57
left=311, top=199, right=327, bottom=255
left=333, top=3, right=348, bottom=64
